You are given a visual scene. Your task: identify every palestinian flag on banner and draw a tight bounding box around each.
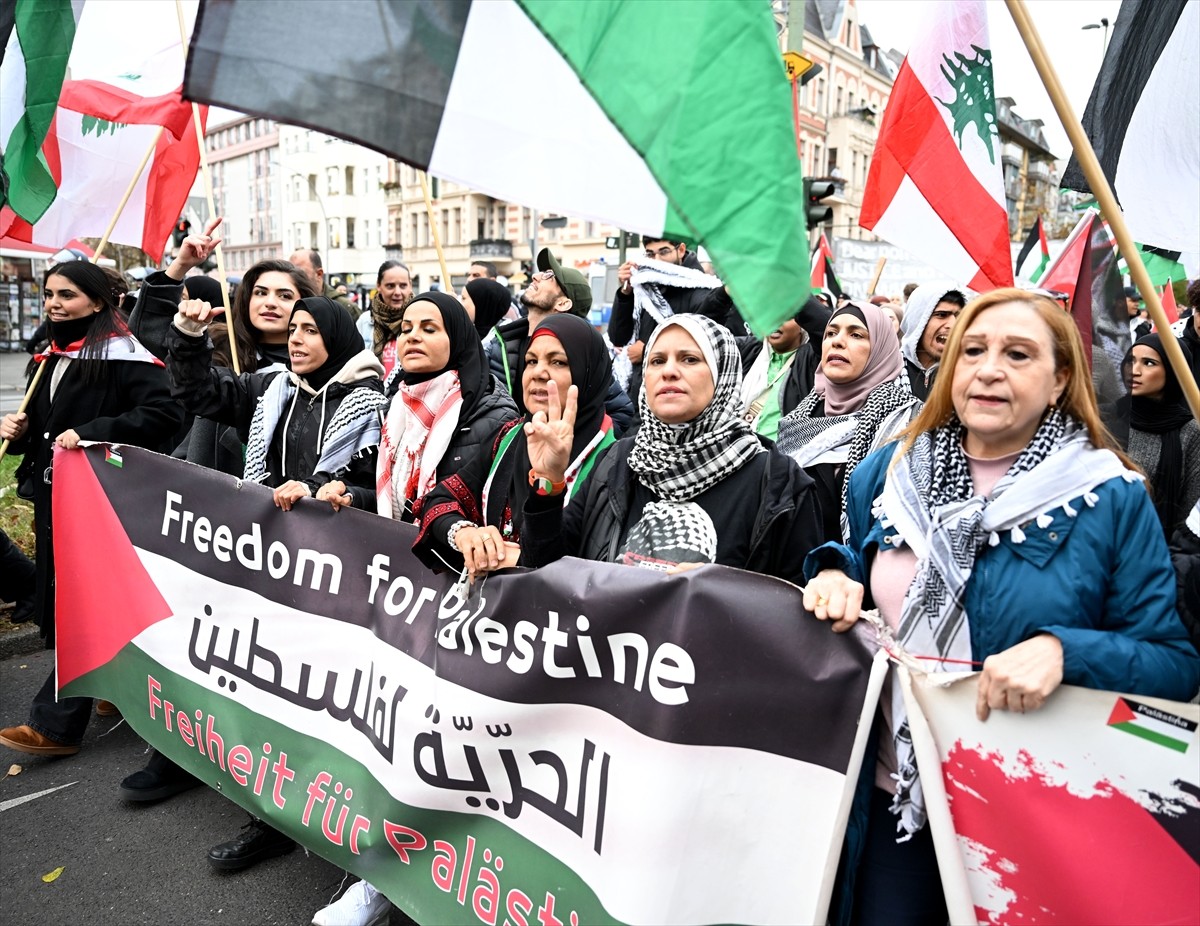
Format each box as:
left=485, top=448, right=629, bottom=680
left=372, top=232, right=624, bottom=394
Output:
left=1107, top=696, right=1195, bottom=753
left=0, top=1, right=204, bottom=260
left=1014, top=216, right=1050, bottom=283
left=1062, top=0, right=1199, bottom=255
left=184, top=0, right=808, bottom=338
left=0, top=0, right=83, bottom=224
left=810, top=233, right=844, bottom=297
left=54, top=444, right=883, bottom=925
left=860, top=0, right=1012, bottom=291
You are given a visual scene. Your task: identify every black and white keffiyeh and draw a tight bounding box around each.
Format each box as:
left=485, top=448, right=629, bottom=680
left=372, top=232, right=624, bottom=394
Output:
left=244, top=371, right=387, bottom=484
left=630, top=257, right=722, bottom=332
left=878, top=410, right=1140, bottom=836
left=776, top=374, right=917, bottom=507
left=627, top=315, right=764, bottom=502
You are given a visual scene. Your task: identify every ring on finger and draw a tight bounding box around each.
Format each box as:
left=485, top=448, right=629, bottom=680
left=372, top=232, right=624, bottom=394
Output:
left=816, top=596, right=828, bottom=606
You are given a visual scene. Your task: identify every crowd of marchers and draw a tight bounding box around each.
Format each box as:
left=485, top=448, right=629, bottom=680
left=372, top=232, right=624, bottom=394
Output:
left=1, top=216, right=1198, bottom=926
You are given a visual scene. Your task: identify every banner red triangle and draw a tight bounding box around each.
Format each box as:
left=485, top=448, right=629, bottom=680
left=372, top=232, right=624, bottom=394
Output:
left=1106, top=697, right=1137, bottom=727
left=52, top=447, right=173, bottom=689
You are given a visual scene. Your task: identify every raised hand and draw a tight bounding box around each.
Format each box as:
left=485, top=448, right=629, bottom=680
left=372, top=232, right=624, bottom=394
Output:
left=523, top=380, right=576, bottom=483
left=171, top=216, right=224, bottom=277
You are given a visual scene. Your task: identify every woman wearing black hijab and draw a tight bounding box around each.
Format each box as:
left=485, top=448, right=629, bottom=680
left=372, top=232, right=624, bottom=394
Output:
left=413, top=313, right=615, bottom=575
left=315, top=291, right=517, bottom=519
left=462, top=277, right=513, bottom=342
left=165, top=294, right=389, bottom=507
left=1123, top=333, right=1200, bottom=536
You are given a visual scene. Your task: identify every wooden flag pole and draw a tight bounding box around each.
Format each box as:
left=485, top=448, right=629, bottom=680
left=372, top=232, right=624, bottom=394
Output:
left=1005, top=0, right=1200, bottom=422
left=0, top=361, right=47, bottom=465
left=0, top=127, right=163, bottom=464
left=866, top=257, right=887, bottom=296
left=92, top=126, right=165, bottom=261
left=174, top=0, right=239, bottom=373
left=419, top=171, right=453, bottom=293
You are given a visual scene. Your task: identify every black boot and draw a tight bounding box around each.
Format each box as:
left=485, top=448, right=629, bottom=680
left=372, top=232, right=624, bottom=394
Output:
left=119, top=750, right=201, bottom=802
left=207, top=817, right=295, bottom=871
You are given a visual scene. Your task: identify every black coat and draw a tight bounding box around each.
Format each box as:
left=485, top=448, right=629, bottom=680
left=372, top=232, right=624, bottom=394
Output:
left=735, top=295, right=832, bottom=416
left=485, top=317, right=635, bottom=436
left=519, top=437, right=825, bottom=585
left=165, top=326, right=382, bottom=493
left=1170, top=516, right=1200, bottom=654
left=11, top=353, right=183, bottom=645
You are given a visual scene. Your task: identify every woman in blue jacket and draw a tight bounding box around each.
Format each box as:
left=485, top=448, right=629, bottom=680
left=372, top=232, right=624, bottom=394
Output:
left=802, top=288, right=1200, bottom=926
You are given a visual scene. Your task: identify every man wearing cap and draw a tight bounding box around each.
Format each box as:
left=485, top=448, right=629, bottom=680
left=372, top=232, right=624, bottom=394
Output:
left=609, top=236, right=745, bottom=403
left=487, top=248, right=633, bottom=434
left=1126, top=286, right=1151, bottom=342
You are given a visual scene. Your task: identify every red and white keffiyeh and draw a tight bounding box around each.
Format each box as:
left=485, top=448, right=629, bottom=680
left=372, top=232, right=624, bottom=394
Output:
left=376, top=370, right=462, bottom=520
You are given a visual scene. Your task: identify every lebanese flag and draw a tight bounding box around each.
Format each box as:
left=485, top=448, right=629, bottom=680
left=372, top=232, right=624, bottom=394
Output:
left=810, top=232, right=844, bottom=297
left=860, top=0, right=1012, bottom=291
left=0, top=1, right=204, bottom=260
left=184, top=0, right=808, bottom=338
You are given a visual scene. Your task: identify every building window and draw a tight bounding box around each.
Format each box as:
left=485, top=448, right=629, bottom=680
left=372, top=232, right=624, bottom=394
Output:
left=346, top=217, right=356, bottom=249
left=835, top=86, right=843, bottom=114
left=307, top=174, right=318, bottom=200
left=498, top=204, right=507, bottom=235
left=377, top=219, right=383, bottom=247
left=452, top=207, right=461, bottom=245
left=411, top=214, right=418, bottom=248
left=345, top=166, right=354, bottom=196
left=441, top=209, right=450, bottom=246
left=816, top=78, right=826, bottom=114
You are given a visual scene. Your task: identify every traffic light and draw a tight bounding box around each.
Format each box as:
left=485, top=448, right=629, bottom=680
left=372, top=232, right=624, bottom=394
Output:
left=172, top=217, right=191, bottom=247
left=803, top=178, right=835, bottom=230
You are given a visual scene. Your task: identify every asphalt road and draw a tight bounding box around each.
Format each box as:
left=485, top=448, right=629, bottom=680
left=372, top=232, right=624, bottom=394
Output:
left=0, top=648, right=367, bottom=926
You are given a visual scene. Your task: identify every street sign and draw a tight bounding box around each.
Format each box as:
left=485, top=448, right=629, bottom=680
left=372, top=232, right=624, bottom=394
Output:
left=783, top=51, right=814, bottom=83
left=605, top=232, right=641, bottom=249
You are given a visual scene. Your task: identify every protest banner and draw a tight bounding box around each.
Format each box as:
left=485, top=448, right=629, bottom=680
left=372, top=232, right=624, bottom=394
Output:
left=901, top=667, right=1200, bottom=925
left=52, top=444, right=886, bottom=925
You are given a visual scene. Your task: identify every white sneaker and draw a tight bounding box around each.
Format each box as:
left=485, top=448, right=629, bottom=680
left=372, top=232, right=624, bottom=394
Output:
left=312, top=880, right=390, bottom=926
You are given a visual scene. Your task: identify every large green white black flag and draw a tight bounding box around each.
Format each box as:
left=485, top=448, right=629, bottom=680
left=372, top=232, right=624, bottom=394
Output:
left=1061, top=0, right=1199, bottom=254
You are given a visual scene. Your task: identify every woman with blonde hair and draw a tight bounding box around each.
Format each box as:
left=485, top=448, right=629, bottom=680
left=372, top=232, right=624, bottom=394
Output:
left=802, top=288, right=1199, bottom=925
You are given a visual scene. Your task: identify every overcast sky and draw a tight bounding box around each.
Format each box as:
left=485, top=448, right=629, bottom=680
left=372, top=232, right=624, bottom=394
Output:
left=857, top=0, right=1122, bottom=159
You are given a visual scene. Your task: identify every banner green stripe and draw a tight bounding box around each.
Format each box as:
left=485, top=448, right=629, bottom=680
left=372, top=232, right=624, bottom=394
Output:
left=1, top=0, right=76, bottom=223
left=68, top=644, right=623, bottom=926
left=1113, top=721, right=1189, bottom=754
left=517, top=0, right=807, bottom=338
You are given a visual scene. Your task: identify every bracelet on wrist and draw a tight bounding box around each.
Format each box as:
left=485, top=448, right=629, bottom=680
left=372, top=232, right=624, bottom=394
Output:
left=529, top=469, right=566, bottom=497
left=446, top=520, right=476, bottom=552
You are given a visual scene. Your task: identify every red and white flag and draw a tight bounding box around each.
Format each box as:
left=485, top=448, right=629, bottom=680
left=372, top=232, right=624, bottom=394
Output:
left=0, top=1, right=204, bottom=260
left=861, top=0, right=1012, bottom=291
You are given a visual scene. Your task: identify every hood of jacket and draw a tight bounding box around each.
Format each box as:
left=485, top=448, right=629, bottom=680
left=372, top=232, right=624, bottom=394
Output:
left=294, top=347, right=384, bottom=396
left=900, top=281, right=968, bottom=370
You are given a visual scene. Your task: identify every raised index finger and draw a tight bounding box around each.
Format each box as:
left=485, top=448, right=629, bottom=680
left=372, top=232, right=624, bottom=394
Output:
left=204, top=215, right=224, bottom=237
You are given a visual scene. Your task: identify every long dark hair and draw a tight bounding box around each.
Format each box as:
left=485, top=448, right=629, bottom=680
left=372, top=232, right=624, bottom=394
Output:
left=42, top=262, right=132, bottom=384
left=209, top=259, right=315, bottom=372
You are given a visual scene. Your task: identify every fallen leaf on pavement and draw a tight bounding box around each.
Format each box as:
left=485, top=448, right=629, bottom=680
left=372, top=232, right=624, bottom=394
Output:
left=42, top=867, right=65, bottom=883
left=6, top=764, right=21, bottom=777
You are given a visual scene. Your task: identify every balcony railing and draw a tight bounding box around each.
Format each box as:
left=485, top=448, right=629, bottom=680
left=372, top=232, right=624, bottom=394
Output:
left=469, top=239, right=513, bottom=260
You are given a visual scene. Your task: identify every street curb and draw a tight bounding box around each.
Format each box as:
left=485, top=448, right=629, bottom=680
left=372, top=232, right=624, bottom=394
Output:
left=0, top=623, right=42, bottom=660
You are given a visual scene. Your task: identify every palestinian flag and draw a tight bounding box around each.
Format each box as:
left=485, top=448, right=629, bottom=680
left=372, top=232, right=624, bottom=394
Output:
left=810, top=233, right=844, bottom=298
left=0, top=0, right=83, bottom=224
left=1038, top=209, right=1126, bottom=389
left=184, top=0, right=807, bottom=338
left=1062, top=0, right=1199, bottom=255
left=1107, top=696, right=1195, bottom=753
left=0, top=1, right=204, bottom=260
left=1119, top=243, right=1189, bottom=290
left=860, top=0, right=1012, bottom=291
left=1014, top=217, right=1049, bottom=283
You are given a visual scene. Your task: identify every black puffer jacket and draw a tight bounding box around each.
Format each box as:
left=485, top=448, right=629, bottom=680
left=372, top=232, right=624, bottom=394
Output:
left=520, top=437, right=824, bottom=585
left=165, top=326, right=385, bottom=492
left=345, top=378, right=519, bottom=514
